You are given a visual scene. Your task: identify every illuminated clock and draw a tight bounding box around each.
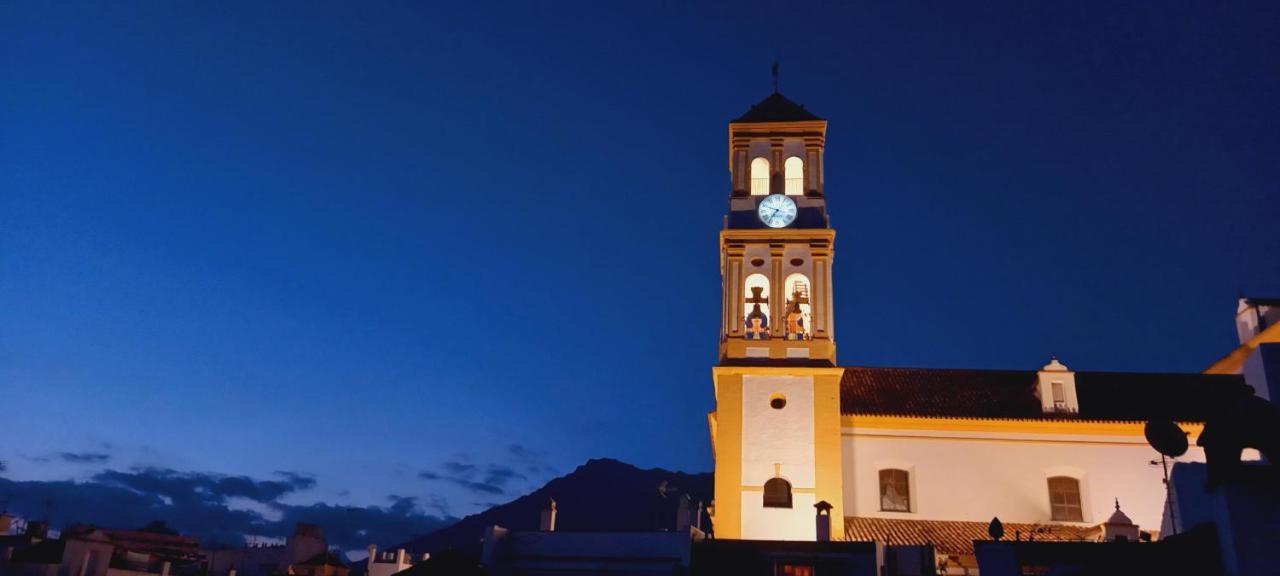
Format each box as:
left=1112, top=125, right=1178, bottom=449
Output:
left=757, top=194, right=797, bottom=228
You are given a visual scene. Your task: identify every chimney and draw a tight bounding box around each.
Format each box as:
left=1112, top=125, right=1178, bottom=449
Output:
left=0, top=513, right=12, bottom=535
left=229, top=569, right=237, bottom=576
left=539, top=498, right=557, bottom=532
left=394, top=548, right=406, bottom=567
left=366, top=545, right=376, bottom=571
left=814, top=501, right=833, bottom=542
left=161, top=561, right=171, bottom=576
left=676, top=494, right=693, bottom=531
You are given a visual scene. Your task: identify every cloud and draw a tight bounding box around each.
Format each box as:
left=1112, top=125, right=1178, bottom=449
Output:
left=442, top=462, right=476, bottom=476
left=507, top=444, right=537, bottom=459
left=508, top=444, right=556, bottom=476
left=0, top=470, right=452, bottom=550
left=481, top=465, right=525, bottom=488
left=93, top=467, right=315, bottom=505
left=58, top=452, right=112, bottom=464
left=418, top=449, right=541, bottom=497
left=419, top=462, right=505, bottom=496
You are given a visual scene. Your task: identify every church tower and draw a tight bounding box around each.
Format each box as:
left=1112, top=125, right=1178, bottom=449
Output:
left=720, top=92, right=836, bottom=365
left=709, top=92, right=845, bottom=541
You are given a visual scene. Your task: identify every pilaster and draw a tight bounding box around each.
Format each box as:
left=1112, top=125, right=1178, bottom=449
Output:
left=769, top=244, right=785, bottom=338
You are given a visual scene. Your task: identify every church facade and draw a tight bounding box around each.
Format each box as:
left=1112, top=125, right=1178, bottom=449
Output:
left=706, top=93, right=1254, bottom=565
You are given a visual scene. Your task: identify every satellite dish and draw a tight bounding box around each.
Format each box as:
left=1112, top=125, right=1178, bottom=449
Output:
left=1145, top=419, right=1188, bottom=458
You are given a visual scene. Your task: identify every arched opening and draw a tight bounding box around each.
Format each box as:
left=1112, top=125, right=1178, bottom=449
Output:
left=763, top=477, right=792, bottom=508
left=743, top=274, right=771, bottom=340
left=784, top=156, right=804, bottom=195
left=783, top=273, right=811, bottom=341
left=750, top=157, right=770, bottom=196
left=1047, top=476, right=1083, bottom=521
left=879, top=469, right=911, bottom=512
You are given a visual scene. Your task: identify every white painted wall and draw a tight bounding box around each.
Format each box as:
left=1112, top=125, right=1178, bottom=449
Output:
left=741, top=493, right=817, bottom=541
left=741, top=375, right=816, bottom=540
left=841, top=427, right=1206, bottom=531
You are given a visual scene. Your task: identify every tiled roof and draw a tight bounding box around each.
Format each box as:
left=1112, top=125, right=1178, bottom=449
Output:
left=839, top=366, right=1244, bottom=422
left=844, top=516, right=1095, bottom=558
left=731, top=93, right=822, bottom=123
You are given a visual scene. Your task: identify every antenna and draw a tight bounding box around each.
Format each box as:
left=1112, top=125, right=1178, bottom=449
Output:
left=771, top=20, right=782, bottom=94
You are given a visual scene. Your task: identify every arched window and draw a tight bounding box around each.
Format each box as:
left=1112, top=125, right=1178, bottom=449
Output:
left=784, top=156, right=804, bottom=195
left=750, top=157, right=770, bottom=196
left=1047, top=476, right=1083, bottom=521
left=783, top=273, right=812, bottom=341
left=879, top=469, right=911, bottom=512
left=743, top=273, right=771, bottom=340
left=763, top=477, right=792, bottom=508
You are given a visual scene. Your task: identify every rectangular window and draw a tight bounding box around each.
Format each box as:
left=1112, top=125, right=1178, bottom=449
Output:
left=1052, top=381, right=1066, bottom=410
left=879, top=469, right=911, bottom=512
left=1048, top=477, right=1083, bottom=521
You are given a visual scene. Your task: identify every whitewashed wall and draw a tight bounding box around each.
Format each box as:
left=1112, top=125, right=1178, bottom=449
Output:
left=841, top=427, right=1206, bottom=531
left=741, top=375, right=816, bottom=540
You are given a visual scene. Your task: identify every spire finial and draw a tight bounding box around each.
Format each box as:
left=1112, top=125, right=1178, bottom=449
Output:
left=1114, top=498, right=1121, bottom=511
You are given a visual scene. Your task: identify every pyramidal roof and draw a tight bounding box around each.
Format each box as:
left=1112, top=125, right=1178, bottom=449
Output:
left=732, top=92, right=823, bottom=123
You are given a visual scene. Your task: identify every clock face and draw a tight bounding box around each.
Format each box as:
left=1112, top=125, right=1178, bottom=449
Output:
left=757, top=194, right=797, bottom=228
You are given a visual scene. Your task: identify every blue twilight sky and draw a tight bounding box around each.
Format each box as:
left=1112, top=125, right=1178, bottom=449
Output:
left=2, top=0, right=1279, bottom=533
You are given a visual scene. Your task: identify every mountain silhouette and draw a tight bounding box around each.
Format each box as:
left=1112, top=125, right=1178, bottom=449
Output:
left=396, top=458, right=712, bottom=558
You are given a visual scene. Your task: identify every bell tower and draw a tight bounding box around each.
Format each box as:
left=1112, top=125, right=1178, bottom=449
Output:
left=709, top=92, right=845, bottom=542
left=720, top=92, right=835, bottom=366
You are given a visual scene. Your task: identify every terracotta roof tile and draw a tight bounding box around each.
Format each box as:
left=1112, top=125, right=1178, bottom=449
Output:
left=839, top=366, right=1244, bottom=422
left=844, top=516, right=1095, bottom=558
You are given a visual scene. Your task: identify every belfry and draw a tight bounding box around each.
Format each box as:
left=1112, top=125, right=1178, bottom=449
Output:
left=719, top=92, right=834, bottom=363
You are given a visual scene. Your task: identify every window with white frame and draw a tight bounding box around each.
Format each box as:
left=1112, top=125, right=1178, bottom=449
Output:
left=879, top=469, right=911, bottom=512
left=1047, top=476, right=1083, bottom=521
